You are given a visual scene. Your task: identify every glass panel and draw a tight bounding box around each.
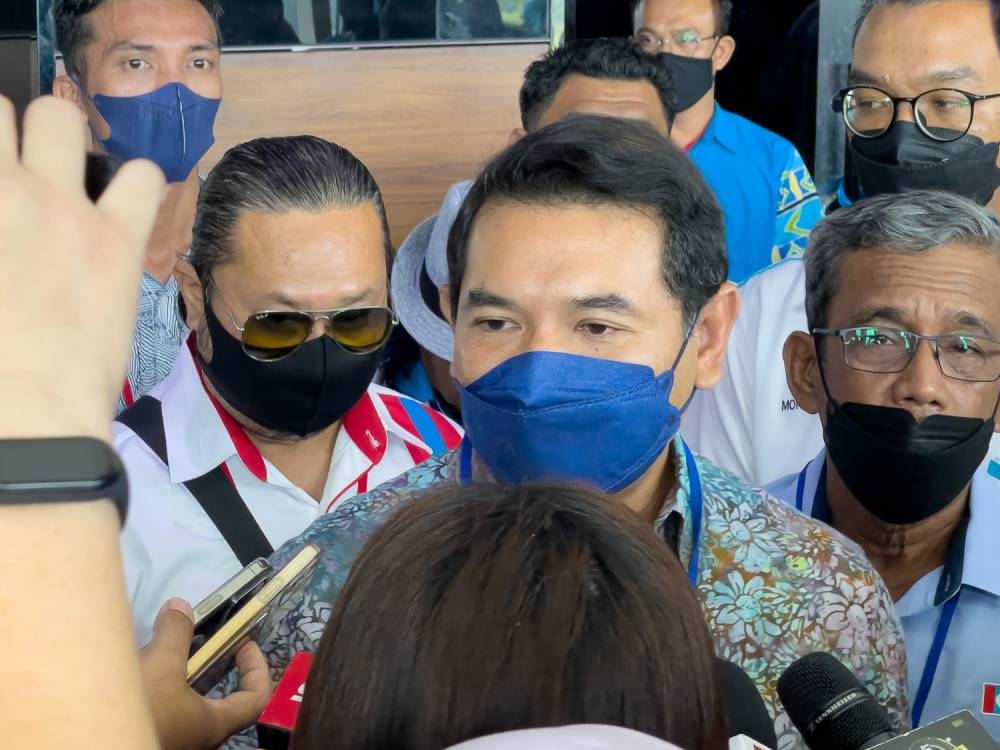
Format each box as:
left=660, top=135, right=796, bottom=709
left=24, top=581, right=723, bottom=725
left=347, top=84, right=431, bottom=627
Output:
left=218, top=0, right=550, bottom=47
left=0, top=0, right=36, bottom=37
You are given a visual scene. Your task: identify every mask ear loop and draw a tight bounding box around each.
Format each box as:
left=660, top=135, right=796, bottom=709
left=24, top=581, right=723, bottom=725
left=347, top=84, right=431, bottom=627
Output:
left=67, top=74, right=108, bottom=149
left=811, top=331, right=840, bottom=416
left=672, top=316, right=700, bottom=415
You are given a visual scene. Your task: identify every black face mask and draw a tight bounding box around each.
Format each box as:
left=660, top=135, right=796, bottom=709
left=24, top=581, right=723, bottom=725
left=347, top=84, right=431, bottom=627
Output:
left=848, top=121, right=1000, bottom=205
left=824, top=400, right=995, bottom=525
left=200, top=303, right=384, bottom=438
left=657, top=53, right=714, bottom=113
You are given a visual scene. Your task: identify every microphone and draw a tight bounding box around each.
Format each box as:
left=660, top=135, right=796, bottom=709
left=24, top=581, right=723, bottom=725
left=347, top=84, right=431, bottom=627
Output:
left=777, top=652, right=894, bottom=750
left=256, top=652, right=314, bottom=750
left=717, top=659, right=777, bottom=750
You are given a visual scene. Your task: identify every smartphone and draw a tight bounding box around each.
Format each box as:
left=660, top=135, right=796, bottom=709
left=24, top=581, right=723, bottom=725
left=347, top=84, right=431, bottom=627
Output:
left=186, top=544, right=322, bottom=694
left=191, top=557, right=273, bottom=651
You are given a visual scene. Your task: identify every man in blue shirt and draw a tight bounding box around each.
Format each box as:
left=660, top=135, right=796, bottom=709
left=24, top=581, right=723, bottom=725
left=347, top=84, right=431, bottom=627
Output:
left=769, top=190, right=1000, bottom=735
left=633, top=0, right=823, bottom=281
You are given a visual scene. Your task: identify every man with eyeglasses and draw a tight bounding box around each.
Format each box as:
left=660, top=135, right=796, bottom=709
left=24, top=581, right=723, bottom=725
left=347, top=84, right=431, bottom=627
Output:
left=683, top=0, right=1000, bottom=487
left=115, top=135, right=462, bottom=645
left=765, top=190, right=1000, bottom=734
left=631, top=0, right=823, bottom=282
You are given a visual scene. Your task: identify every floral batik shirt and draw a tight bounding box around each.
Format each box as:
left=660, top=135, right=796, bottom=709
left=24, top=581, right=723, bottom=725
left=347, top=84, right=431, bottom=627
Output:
left=216, top=438, right=909, bottom=750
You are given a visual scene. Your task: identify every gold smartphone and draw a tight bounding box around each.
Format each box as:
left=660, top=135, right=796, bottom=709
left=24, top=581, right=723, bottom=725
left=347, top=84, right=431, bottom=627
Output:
left=186, top=543, right=321, bottom=694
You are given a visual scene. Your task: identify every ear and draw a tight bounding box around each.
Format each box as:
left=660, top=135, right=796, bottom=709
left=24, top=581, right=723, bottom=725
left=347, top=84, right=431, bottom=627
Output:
left=692, top=281, right=739, bottom=390
left=783, top=331, right=823, bottom=416
left=174, top=259, right=212, bottom=359
left=439, top=283, right=455, bottom=326
left=712, top=35, right=736, bottom=75
left=508, top=127, right=527, bottom=146
left=52, top=75, right=86, bottom=112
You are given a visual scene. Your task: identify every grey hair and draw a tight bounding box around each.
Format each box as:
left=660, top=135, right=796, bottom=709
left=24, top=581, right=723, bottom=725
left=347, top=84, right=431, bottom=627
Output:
left=805, top=190, right=1000, bottom=330
left=855, top=0, right=986, bottom=39
left=189, top=135, right=392, bottom=287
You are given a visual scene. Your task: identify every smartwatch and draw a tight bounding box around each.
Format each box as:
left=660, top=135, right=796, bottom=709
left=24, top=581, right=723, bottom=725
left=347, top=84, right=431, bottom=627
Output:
left=0, top=437, right=128, bottom=525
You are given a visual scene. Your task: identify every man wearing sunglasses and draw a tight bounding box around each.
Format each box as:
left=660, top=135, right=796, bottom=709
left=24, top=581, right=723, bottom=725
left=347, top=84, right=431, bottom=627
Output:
left=114, top=135, right=462, bottom=645
left=631, top=0, right=823, bottom=282
left=683, top=0, right=1000, bottom=487
left=767, top=190, right=1000, bottom=734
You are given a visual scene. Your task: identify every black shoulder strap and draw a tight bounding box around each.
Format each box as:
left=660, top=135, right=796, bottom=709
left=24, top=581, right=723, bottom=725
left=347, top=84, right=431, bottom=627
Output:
left=116, top=395, right=274, bottom=565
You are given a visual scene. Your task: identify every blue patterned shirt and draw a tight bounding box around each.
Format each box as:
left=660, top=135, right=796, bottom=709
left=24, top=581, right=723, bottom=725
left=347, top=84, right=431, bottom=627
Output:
left=689, top=105, right=824, bottom=283
left=116, top=272, right=188, bottom=414
left=218, top=440, right=909, bottom=750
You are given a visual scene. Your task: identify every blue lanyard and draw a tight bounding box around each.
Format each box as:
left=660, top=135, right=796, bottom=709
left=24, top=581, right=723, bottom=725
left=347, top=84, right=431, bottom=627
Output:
left=458, top=438, right=704, bottom=587
left=912, top=590, right=961, bottom=727
left=681, top=441, right=704, bottom=587
left=794, top=460, right=961, bottom=728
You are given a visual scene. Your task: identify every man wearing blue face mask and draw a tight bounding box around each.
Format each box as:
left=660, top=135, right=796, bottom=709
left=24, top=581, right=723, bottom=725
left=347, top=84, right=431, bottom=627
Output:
left=631, top=0, right=823, bottom=283
left=53, top=0, right=224, bottom=413
left=208, top=116, right=909, bottom=750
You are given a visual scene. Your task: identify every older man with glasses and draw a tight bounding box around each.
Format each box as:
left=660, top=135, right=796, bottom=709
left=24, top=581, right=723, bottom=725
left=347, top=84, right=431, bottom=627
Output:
left=631, top=0, right=823, bottom=282
left=115, top=135, right=461, bottom=645
left=768, top=190, right=1000, bottom=734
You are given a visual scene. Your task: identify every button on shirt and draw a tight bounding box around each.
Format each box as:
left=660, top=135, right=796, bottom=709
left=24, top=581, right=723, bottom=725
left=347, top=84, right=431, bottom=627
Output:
left=689, top=106, right=823, bottom=283
left=116, top=341, right=462, bottom=645
left=770, top=453, right=1000, bottom=737
left=212, top=438, right=909, bottom=750
left=118, top=272, right=188, bottom=414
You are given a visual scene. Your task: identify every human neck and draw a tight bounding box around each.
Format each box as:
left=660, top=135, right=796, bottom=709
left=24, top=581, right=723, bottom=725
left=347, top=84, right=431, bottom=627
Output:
left=144, top=171, right=200, bottom=283
left=669, top=90, right=717, bottom=150
left=824, top=458, right=970, bottom=602
left=616, top=444, right=676, bottom=526
left=250, top=422, right=342, bottom=503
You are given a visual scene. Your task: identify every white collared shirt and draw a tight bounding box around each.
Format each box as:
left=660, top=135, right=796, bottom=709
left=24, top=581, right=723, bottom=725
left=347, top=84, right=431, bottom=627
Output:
left=116, top=342, right=462, bottom=645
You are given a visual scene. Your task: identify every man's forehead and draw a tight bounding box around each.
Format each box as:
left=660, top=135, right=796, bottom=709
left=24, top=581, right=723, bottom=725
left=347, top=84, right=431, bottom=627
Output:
left=87, top=0, right=218, bottom=47
left=640, top=0, right=715, bottom=27
left=853, top=2, right=1000, bottom=89
left=544, top=77, right=667, bottom=134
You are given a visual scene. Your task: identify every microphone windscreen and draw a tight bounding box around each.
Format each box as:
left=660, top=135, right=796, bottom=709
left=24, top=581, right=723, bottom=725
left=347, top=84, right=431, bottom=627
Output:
left=777, top=653, right=894, bottom=750
left=717, top=659, right=777, bottom=748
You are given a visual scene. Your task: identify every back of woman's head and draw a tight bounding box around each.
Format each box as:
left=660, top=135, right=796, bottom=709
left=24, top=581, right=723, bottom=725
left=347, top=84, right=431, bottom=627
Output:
left=293, top=483, right=726, bottom=750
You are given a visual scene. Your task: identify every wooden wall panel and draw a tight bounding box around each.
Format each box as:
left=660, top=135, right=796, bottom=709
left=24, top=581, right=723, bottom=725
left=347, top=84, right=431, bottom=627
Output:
left=204, top=43, right=548, bottom=246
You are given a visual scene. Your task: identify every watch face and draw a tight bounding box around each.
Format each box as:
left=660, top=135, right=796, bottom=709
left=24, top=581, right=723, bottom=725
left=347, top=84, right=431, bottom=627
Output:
left=0, top=438, right=117, bottom=491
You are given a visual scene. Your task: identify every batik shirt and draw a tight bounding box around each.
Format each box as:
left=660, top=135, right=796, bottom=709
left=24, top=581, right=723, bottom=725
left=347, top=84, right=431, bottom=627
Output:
left=217, top=439, right=909, bottom=750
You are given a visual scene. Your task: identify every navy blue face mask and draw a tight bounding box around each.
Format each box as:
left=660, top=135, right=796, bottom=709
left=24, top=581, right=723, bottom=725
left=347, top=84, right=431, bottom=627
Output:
left=77, top=80, right=220, bottom=183
left=458, top=337, right=694, bottom=493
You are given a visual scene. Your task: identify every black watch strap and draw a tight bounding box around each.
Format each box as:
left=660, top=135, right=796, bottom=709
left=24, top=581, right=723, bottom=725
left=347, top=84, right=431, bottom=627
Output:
left=0, top=437, right=128, bottom=525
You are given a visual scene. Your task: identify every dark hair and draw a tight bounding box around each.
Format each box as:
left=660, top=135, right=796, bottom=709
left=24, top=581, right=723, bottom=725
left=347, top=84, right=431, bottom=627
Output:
left=519, top=38, right=677, bottom=131
left=182, top=135, right=392, bottom=318
left=294, top=482, right=727, bottom=750
left=447, top=114, right=726, bottom=327
left=805, top=190, right=1000, bottom=330
left=54, top=0, right=222, bottom=78
left=632, top=0, right=734, bottom=35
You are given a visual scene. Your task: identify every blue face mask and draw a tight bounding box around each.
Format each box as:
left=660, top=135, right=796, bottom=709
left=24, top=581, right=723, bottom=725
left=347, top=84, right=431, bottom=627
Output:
left=78, top=80, right=220, bottom=183
left=458, top=339, right=694, bottom=493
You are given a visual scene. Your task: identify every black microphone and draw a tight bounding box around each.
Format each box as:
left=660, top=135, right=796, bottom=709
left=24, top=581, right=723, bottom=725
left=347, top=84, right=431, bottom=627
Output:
left=777, top=652, right=895, bottom=750
left=718, top=659, right=778, bottom=749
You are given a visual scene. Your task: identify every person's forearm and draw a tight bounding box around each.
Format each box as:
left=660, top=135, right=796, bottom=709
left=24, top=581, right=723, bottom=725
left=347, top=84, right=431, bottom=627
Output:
left=0, top=499, right=159, bottom=749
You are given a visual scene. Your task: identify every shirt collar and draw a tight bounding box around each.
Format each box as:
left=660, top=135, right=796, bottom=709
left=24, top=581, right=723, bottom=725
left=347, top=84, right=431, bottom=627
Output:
left=159, top=336, right=426, bottom=484
left=803, top=448, right=1000, bottom=602
left=959, top=463, right=1000, bottom=598
left=692, top=104, right=740, bottom=155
